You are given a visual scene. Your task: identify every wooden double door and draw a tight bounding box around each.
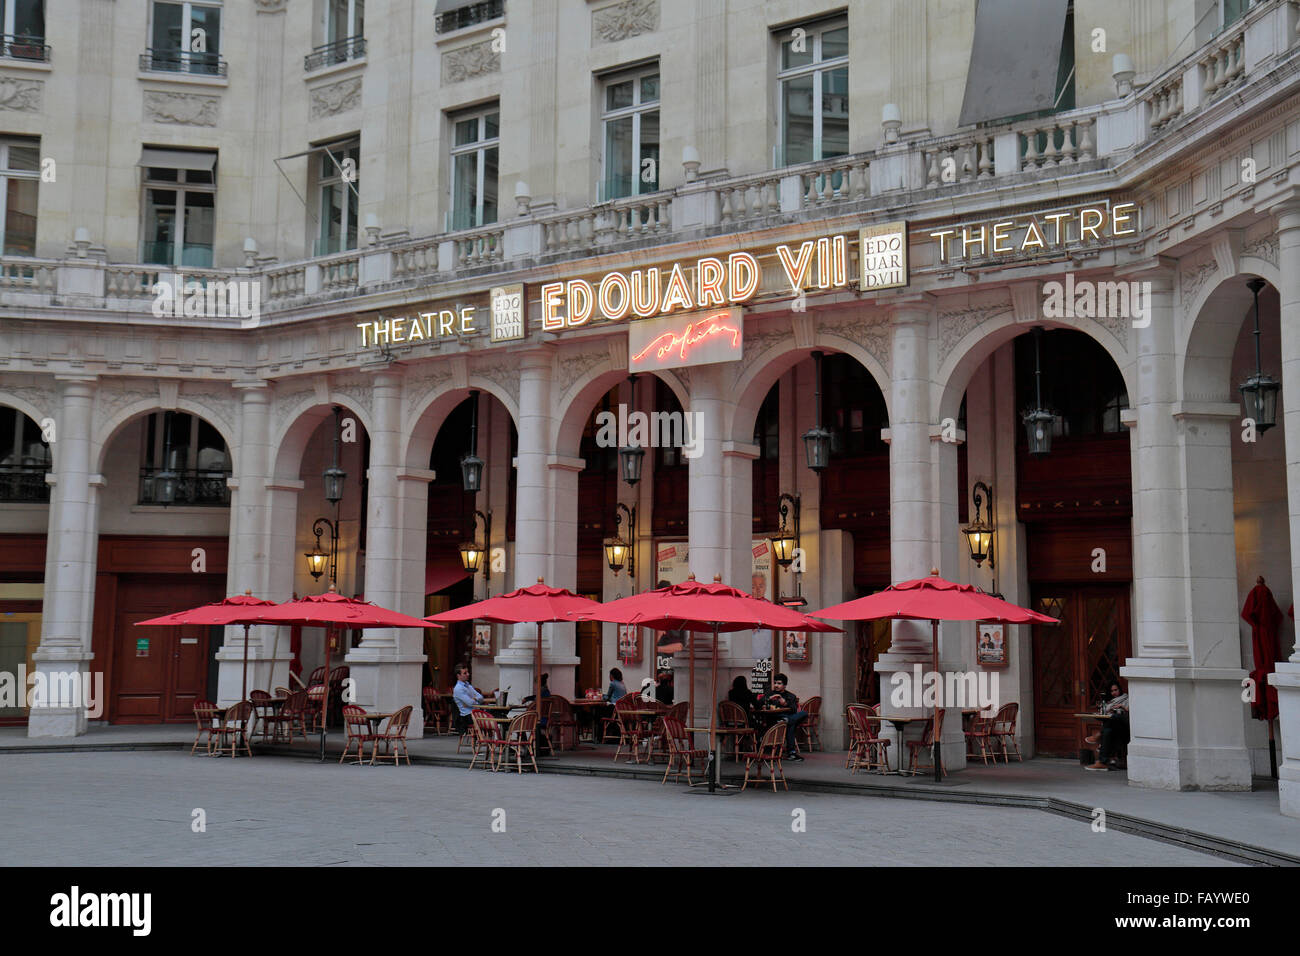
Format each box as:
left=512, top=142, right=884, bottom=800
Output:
left=1030, top=584, right=1131, bottom=756
left=112, top=576, right=220, bottom=723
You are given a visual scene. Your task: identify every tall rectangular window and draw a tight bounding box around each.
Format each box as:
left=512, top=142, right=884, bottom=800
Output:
left=601, top=67, right=659, bottom=201
left=317, top=139, right=359, bottom=255
left=307, top=0, right=364, bottom=68
left=450, top=106, right=499, bottom=231
left=141, top=151, right=216, bottom=267
left=0, top=138, right=38, bottom=255
left=2, top=1, right=45, bottom=60
left=777, top=19, right=848, bottom=167
left=149, top=1, right=222, bottom=75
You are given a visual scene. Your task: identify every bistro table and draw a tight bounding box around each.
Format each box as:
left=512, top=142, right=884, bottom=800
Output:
left=684, top=726, right=743, bottom=789
left=873, top=714, right=932, bottom=775
left=568, top=699, right=609, bottom=746
left=251, top=697, right=289, bottom=742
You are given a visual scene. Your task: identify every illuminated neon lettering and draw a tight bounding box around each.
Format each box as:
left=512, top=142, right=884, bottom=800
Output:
left=660, top=263, right=693, bottom=313
left=599, top=272, right=632, bottom=320
left=631, top=268, right=661, bottom=318
left=776, top=241, right=814, bottom=293
left=630, top=312, right=742, bottom=365
left=728, top=253, right=760, bottom=301
left=696, top=257, right=727, bottom=307
left=567, top=279, right=593, bottom=326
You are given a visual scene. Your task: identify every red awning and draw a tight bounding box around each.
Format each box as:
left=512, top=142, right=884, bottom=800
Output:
left=426, top=547, right=471, bottom=596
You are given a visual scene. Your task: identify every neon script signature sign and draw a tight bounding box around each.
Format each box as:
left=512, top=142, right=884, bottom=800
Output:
left=630, top=313, right=742, bottom=365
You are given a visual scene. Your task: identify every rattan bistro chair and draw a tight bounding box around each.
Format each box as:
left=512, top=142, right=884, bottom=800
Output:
left=847, top=704, right=891, bottom=773
left=500, top=710, right=541, bottom=774
left=717, top=700, right=756, bottom=761
left=468, top=709, right=504, bottom=771
left=371, top=705, right=413, bottom=766
left=741, top=722, right=789, bottom=792
left=340, top=704, right=377, bottom=765
left=905, top=709, right=947, bottom=777
left=660, top=717, right=709, bottom=786
left=990, top=702, right=1022, bottom=762
left=797, top=695, right=823, bottom=751
left=192, top=700, right=220, bottom=755
left=964, top=710, right=998, bottom=765
left=214, top=700, right=254, bottom=758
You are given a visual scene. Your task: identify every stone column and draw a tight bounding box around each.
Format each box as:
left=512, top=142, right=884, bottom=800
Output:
left=1269, top=197, right=1300, bottom=815
left=497, top=350, right=555, bottom=700
left=216, top=383, right=279, bottom=697
left=347, top=370, right=424, bottom=727
left=1122, top=265, right=1252, bottom=790
left=29, top=377, right=99, bottom=737
left=545, top=456, right=583, bottom=699
left=874, top=299, right=963, bottom=770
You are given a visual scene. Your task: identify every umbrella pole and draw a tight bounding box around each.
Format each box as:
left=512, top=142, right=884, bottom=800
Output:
left=267, top=627, right=280, bottom=694
left=708, top=625, right=720, bottom=793
left=319, top=625, right=332, bottom=761
left=536, top=622, right=543, bottom=713
left=932, top=619, right=942, bottom=784
left=240, top=623, right=250, bottom=702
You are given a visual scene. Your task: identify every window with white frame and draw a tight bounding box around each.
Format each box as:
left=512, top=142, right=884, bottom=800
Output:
left=776, top=19, right=848, bottom=167
left=2, top=1, right=45, bottom=60
left=307, top=0, right=364, bottom=68
left=601, top=66, right=659, bottom=201
left=0, top=137, right=38, bottom=256
left=1219, top=0, right=1250, bottom=30
left=139, top=411, right=231, bottom=506
left=141, top=152, right=216, bottom=267
left=450, top=106, right=499, bottom=231
left=148, top=1, right=222, bottom=75
left=316, top=139, right=359, bottom=255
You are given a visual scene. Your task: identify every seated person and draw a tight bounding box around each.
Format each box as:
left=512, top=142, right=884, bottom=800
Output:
left=728, top=675, right=757, bottom=717
left=451, top=665, right=496, bottom=734
left=605, top=667, right=628, bottom=703
left=1085, top=681, right=1130, bottom=770
left=522, top=672, right=552, bottom=705
left=654, top=670, right=674, bottom=705
left=764, top=673, right=807, bottom=762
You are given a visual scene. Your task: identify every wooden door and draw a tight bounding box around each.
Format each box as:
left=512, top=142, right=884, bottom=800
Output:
left=1031, top=585, right=1131, bottom=756
left=112, top=576, right=217, bottom=723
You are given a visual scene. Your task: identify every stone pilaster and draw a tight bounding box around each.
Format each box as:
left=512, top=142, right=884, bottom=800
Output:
left=496, top=350, right=555, bottom=700
left=1270, top=197, right=1300, bottom=815
left=1123, top=264, right=1251, bottom=790
left=29, top=378, right=99, bottom=737
left=348, top=369, right=425, bottom=729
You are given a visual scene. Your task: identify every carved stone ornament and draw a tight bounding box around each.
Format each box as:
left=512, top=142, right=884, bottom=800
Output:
left=1242, top=234, right=1279, bottom=268
left=441, top=40, right=501, bottom=85
left=593, top=0, right=659, bottom=43
left=472, top=361, right=521, bottom=408
left=92, top=383, right=157, bottom=437
left=819, top=313, right=893, bottom=375
left=143, top=91, right=220, bottom=127
left=0, top=77, right=42, bottom=112
left=309, top=77, right=362, bottom=119
left=936, top=305, right=1013, bottom=367
left=406, top=369, right=455, bottom=417
left=1180, top=259, right=1218, bottom=319
left=253, top=0, right=288, bottom=11
left=557, top=348, right=608, bottom=393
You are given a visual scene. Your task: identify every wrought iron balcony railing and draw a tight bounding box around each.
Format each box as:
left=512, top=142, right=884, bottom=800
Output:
left=139, top=48, right=227, bottom=77
left=304, top=36, right=366, bottom=71
left=0, top=34, right=49, bottom=62
left=0, top=465, right=51, bottom=503
left=435, top=0, right=504, bottom=34
left=138, top=468, right=232, bottom=507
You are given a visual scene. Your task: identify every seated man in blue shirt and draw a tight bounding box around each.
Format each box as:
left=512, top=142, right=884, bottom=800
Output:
left=452, top=664, right=497, bottom=734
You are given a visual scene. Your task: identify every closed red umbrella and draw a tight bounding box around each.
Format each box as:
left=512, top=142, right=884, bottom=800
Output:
left=814, top=570, right=1059, bottom=781
left=1241, top=576, right=1283, bottom=778
left=574, top=575, right=838, bottom=791
left=135, top=592, right=279, bottom=701
left=425, top=579, right=604, bottom=710
left=254, top=587, right=443, bottom=759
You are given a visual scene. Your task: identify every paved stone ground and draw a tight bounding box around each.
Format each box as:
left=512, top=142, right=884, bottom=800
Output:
left=2, top=751, right=1238, bottom=866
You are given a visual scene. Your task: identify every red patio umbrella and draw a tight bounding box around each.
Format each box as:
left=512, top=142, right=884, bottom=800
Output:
left=425, top=579, right=604, bottom=717
left=135, top=592, right=279, bottom=701
left=814, top=570, right=1059, bottom=781
left=253, top=587, right=443, bottom=759
left=574, top=575, right=839, bottom=791
left=1241, top=576, right=1283, bottom=778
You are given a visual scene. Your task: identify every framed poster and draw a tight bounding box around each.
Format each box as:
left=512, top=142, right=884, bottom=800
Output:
left=618, top=624, right=641, bottom=664
left=473, top=624, right=493, bottom=657
left=782, top=631, right=809, bottom=663
left=654, top=540, right=691, bottom=586
left=976, top=624, right=1006, bottom=667
left=751, top=539, right=774, bottom=602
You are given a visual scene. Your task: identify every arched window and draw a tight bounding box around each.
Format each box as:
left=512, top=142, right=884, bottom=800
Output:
left=138, top=411, right=231, bottom=505
left=0, top=406, right=51, bottom=502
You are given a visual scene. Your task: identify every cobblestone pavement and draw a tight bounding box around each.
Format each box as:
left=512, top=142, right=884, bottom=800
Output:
left=3, top=752, right=1238, bottom=866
